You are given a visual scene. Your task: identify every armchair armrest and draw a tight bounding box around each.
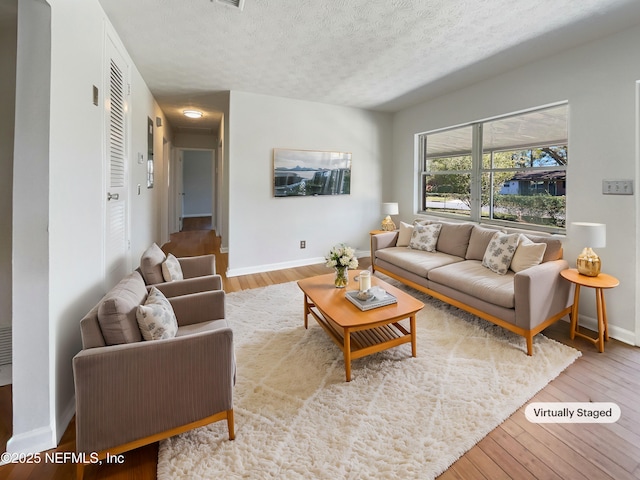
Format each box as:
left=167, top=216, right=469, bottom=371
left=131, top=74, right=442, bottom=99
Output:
left=178, top=254, right=216, bottom=278
left=152, top=274, right=223, bottom=298
left=371, top=231, right=399, bottom=252
left=73, top=327, right=234, bottom=454
left=514, top=259, right=572, bottom=330
left=169, top=289, right=225, bottom=327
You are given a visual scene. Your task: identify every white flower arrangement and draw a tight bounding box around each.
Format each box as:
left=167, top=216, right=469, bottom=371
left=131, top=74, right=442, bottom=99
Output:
left=325, top=243, right=359, bottom=270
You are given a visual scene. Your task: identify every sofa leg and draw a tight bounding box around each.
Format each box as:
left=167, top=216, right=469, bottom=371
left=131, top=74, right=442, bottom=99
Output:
left=227, top=409, right=235, bottom=440
left=526, top=335, right=533, bottom=356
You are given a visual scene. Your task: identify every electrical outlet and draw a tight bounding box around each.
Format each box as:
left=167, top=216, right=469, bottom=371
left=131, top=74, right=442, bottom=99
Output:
left=602, top=179, right=634, bottom=195
left=300, top=241, right=306, bottom=249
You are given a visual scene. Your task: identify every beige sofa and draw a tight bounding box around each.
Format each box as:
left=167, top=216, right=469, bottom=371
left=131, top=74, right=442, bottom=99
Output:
left=73, top=270, right=234, bottom=479
left=371, top=220, right=572, bottom=355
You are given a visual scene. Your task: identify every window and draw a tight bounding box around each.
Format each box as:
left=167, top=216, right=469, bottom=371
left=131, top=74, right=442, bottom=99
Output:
left=419, top=104, right=568, bottom=232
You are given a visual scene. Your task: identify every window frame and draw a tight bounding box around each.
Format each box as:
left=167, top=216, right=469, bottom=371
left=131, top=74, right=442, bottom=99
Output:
left=417, top=105, right=568, bottom=234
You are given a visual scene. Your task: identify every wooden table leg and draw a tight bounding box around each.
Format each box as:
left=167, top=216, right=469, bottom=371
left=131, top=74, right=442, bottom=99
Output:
left=595, top=287, right=609, bottom=353
left=344, top=328, right=352, bottom=382
left=303, top=295, right=309, bottom=329
left=599, top=288, right=610, bottom=342
left=410, top=315, right=417, bottom=358
left=570, top=284, right=581, bottom=339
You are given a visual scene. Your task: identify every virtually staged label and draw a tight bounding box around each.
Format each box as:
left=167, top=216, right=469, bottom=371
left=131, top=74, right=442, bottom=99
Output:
left=525, top=402, right=621, bottom=423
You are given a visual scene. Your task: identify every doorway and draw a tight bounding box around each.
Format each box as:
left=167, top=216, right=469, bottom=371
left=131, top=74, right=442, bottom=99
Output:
left=172, top=149, right=216, bottom=233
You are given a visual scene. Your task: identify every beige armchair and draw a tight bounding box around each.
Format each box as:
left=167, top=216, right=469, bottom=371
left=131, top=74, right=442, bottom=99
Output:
left=138, top=242, right=222, bottom=297
left=73, top=271, right=234, bottom=480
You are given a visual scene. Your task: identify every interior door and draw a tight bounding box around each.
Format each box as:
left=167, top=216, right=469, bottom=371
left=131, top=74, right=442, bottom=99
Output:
left=104, top=36, right=130, bottom=288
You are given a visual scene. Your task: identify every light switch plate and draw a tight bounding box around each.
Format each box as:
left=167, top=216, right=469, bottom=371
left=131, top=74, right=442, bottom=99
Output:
left=602, top=179, right=634, bottom=195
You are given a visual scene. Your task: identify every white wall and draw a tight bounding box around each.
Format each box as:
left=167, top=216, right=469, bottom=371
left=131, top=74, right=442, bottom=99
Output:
left=129, top=72, right=173, bottom=263
left=392, top=24, right=640, bottom=343
left=11, top=0, right=53, bottom=454
left=10, top=0, right=169, bottom=453
left=227, top=91, right=392, bottom=276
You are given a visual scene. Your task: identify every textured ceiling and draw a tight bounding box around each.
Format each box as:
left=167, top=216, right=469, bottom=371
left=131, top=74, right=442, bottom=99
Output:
left=98, top=0, right=640, bottom=132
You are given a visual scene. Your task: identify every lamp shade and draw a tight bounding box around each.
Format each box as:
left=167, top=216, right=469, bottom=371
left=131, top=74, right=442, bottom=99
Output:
left=381, top=202, right=399, bottom=215
left=571, top=222, right=606, bottom=248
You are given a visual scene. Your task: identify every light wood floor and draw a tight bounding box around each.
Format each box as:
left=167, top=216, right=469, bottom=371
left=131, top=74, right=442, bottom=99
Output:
left=1, top=217, right=639, bottom=479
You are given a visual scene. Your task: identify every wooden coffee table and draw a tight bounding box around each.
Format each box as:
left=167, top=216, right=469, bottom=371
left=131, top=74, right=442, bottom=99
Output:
left=298, top=271, right=424, bottom=381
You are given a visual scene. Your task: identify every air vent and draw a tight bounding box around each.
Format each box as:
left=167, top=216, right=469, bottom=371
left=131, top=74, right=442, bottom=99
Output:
left=215, top=0, right=245, bottom=10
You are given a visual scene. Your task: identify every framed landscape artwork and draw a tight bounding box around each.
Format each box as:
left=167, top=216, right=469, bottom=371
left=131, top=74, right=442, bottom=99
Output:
left=273, top=148, right=351, bottom=197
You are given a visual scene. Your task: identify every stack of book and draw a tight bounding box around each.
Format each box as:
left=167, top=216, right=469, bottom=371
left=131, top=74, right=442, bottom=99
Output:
left=345, top=289, right=397, bottom=311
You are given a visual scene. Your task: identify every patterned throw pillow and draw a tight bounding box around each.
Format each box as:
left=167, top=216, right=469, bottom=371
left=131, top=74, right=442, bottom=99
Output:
left=482, top=232, right=520, bottom=275
left=161, top=253, right=184, bottom=282
left=136, top=286, right=178, bottom=341
left=408, top=223, right=442, bottom=252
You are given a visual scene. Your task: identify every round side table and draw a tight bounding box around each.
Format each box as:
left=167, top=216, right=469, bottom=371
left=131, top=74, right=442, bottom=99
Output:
left=560, top=268, right=619, bottom=353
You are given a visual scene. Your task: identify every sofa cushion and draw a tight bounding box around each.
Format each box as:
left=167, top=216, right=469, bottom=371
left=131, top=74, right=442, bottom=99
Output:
left=428, top=260, right=516, bottom=309
left=435, top=222, right=474, bottom=257
left=97, top=271, right=147, bottom=345
left=140, top=243, right=166, bottom=285
left=510, top=235, right=547, bottom=272
left=397, top=222, right=414, bottom=247
left=408, top=223, right=442, bottom=252
left=176, top=318, right=230, bottom=337
left=136, top=286, right=178, bottom=341
left=522, top=234, right=563, bottom=262
left=465, top=225, right=503, bottom=260
left=162, top=253, right=184, bottom=282
left=376, top=247, right=463, bottom=278
left=482, top=232, right=520, bottom=275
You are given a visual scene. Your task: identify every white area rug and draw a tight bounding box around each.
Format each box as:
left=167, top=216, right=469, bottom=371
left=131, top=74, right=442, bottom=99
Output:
left=157, top=279, right=580, bottom=479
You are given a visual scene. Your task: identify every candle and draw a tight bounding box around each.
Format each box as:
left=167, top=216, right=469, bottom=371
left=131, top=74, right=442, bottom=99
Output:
left=359, top=270, right=371, bottom=292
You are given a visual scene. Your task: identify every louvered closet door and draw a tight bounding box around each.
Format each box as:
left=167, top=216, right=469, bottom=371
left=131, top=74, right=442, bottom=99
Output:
left=104, top=37, right=130, bottom=288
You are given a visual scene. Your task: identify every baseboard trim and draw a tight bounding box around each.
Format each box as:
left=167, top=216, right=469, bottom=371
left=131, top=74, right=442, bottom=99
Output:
left=226, top=250, right=369, bottom=278
left=227, top=257, right=326, bottom=277
left=577, top=313, right=636, bottom=346
left=57, top=394, right=76, bottom=444
left=182, top=213, right=212, bottom=218
left=5, top=425, right=56, bottom=458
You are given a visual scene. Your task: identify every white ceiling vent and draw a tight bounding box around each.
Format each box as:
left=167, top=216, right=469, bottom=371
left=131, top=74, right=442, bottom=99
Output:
left=215, top=0, right=245, bottom=10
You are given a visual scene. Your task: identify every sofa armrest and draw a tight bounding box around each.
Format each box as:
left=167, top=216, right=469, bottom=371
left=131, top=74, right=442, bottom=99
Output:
left=514, top=259, right=572, bottom=330
left=169, top=290, right=225, bottom=326
left=152, top=274, right=223, bottom=298
left=178, top=254, right=216, bottom=278
left=73, top=327, right=234, bottom=454
left=371, top=231, right=399, bottom=252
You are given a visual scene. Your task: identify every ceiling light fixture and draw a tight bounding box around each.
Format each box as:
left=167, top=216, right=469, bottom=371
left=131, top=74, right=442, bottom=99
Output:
left=214, top=0, right=245, bottom=10
left=183, top=110, right=203, bottom=119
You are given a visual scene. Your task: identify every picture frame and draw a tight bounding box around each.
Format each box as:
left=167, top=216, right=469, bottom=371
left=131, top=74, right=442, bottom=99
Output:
left=273, top=148, right=351, bottom=197
left=147, top=117, right=154, bottom=188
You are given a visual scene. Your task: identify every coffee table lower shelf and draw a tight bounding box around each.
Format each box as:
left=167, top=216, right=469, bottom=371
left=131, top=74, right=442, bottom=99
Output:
left=307, top=305, right=415, bottom=381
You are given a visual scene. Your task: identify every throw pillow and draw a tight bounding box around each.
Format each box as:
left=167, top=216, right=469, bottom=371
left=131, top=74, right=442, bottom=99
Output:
left=408, top=223, right=442, bottom=252
left=510, top=235, right=547, bottom=273
left=139, top=243, right=166, bottom=285
left=435, top=222, right=474, bottom=257
left=397, top=222, right=414, bottom=247
left=97, top=271, right=147, bottom=345
left=466, top=225, right=504, bottom=260
left=136, top=286, right=178, bottom=341
left=161, top=253, right=184, bottom=282
left=482, top=232, right=520, bottom=275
